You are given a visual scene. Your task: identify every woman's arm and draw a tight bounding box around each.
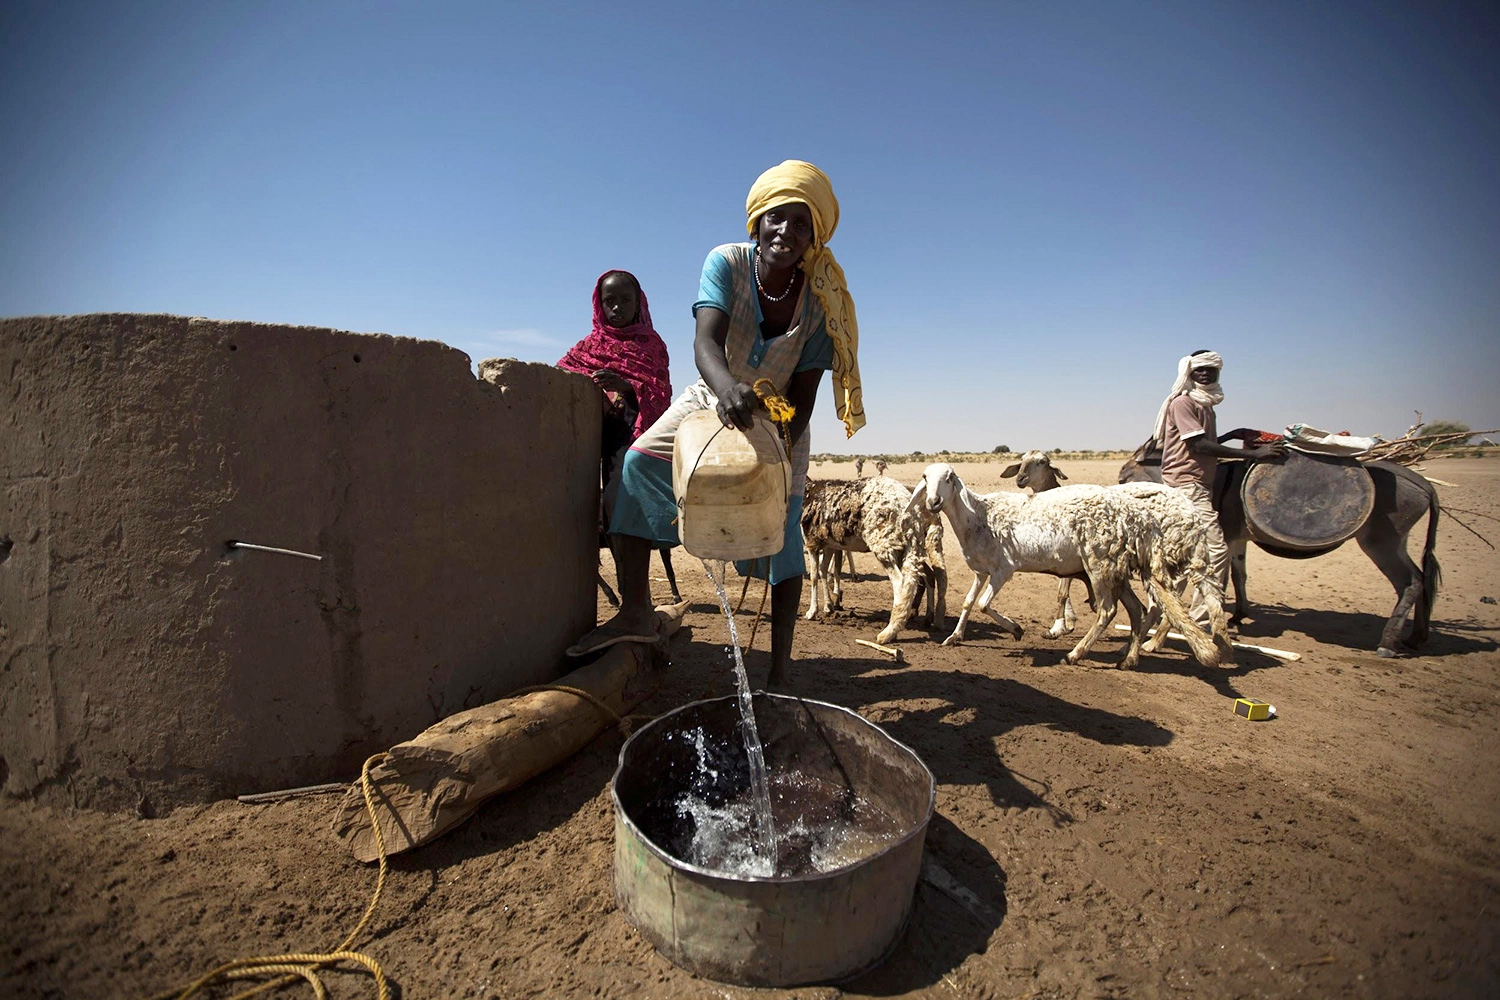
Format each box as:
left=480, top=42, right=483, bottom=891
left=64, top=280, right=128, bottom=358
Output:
left=694, top=306, right=759, bottom=431
left=785, top=367, right=824, bottom=449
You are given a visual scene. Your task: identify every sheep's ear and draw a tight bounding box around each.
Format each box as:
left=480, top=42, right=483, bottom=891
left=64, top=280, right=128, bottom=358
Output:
left=1000, top=463, right=1020, bottom=479
left=1054, top=467, right=1068, bottom=481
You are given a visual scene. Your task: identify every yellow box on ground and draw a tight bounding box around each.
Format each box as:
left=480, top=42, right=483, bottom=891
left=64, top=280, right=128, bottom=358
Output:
left=1234, top=698, right=1275, bottom=721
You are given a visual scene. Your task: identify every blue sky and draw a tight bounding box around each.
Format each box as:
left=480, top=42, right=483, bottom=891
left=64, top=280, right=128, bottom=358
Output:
left=3, top=1, right=1496, bottom=452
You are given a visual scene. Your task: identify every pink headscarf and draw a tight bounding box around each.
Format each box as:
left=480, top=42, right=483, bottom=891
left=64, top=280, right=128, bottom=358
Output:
left=556, top=270, right=672, bottom=439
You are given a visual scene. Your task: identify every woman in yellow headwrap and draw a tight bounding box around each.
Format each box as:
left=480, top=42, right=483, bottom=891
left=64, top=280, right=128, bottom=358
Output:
left=567, top=160, right=863, bottom=688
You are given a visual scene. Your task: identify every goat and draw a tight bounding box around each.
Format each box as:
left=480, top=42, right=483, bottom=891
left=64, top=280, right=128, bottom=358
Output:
left=912, top=463, right=1225, bottom=668
left=802, top=477, right=947, bottom=643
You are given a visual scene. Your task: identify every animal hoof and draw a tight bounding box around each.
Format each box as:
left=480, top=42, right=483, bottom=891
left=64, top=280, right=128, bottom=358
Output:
left=1377, top=646, right=1404, bottom=659
left=1064, top=652, right=1081, bottom=665
left=941, top=636, right=962, bottom=647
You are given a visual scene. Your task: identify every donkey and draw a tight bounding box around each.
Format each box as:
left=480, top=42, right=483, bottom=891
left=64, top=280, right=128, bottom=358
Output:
left=1119, top=436, right=1440, bottom=657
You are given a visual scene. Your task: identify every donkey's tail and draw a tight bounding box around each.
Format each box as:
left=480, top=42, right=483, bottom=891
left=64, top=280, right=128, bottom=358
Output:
left=1414, top=483, right=1442, bottom=645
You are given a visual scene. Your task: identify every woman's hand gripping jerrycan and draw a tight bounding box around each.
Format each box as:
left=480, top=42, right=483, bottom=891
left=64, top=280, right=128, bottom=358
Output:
left=672, top=409, right=791, bottom=561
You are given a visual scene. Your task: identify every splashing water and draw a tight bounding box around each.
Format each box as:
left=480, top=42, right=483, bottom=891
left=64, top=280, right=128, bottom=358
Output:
left=653, top=727, right=905, bottom=877
left=703, top=560, right=778, bottom=870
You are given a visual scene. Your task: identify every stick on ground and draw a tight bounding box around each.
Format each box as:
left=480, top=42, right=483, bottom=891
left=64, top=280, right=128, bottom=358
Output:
left=855, top=638, right=905, bottom=662
left=1113, top=624, right=1301, bottom=661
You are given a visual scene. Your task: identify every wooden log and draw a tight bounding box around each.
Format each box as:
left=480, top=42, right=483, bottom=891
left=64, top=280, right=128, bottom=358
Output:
left=332, top=603, right=687, bottom=862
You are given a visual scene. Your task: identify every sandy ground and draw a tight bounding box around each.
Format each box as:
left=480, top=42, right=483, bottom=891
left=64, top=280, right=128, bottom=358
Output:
left=3, top=456, right=1499, bottom=1000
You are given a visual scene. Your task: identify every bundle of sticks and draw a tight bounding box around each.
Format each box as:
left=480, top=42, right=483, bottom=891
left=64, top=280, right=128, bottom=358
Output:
left=1358, top=414, right=1498, bottom=466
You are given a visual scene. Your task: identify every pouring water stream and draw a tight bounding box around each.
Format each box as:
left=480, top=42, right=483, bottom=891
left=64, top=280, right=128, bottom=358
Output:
left=703, top=559, right=778, bottom=868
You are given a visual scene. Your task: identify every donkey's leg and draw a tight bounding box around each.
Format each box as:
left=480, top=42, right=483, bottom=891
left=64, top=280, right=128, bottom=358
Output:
left=1358, top=524, right=1424, bottom=656
left=1226, top=538, right=1250, bottom=624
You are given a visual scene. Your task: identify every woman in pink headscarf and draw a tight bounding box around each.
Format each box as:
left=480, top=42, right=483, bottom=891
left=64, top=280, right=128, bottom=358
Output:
left=557, top=269, right=672, bottom=449
left=557, top=270, right=673, bottom=584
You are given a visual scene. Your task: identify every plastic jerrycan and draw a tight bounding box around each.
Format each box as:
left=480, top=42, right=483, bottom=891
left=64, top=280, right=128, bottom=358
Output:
left=672, top=409, right=791, bottom=560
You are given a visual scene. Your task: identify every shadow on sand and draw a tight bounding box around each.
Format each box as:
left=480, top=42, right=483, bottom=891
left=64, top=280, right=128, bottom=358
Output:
left=1233, top=602, right=1498, bottom=657
left=787, top=656, right=1174, bottom=992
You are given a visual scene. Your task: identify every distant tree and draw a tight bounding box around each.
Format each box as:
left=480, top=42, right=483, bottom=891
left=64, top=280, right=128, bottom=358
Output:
left=910, top=450, right=923, bottom=458
left=993, top=445, right=1010, bottom=454
left=1424, top=420, right=1472, bottom=447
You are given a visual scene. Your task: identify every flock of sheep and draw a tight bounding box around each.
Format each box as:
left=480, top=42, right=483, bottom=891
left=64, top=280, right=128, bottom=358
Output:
left=801, top=452, right=1236, bottom=669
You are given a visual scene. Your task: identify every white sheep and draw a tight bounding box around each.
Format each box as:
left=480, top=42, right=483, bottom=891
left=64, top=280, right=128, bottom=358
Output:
left=802, top=477, right=946, bottom=642
left=911, top=463, right=1225, bottom=668
left=1000, top=451, right=1081, bottom=637
left=998, top=453, right=1229, bottom=657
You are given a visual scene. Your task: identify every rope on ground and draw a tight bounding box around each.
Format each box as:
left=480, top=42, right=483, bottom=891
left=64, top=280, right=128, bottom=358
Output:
left=151, top=754, right=393, bottom=1000
left=508, top=684, right=652, bottom=737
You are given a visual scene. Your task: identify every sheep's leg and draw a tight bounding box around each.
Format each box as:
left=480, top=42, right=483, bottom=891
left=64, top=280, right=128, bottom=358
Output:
left=1194, top=567, right=1236, bottom=664
left=1140, top=577, right=1180, bottom=653
left=1046, top=577, right=1077, bottom=638
left=1065, top=572, right=1123, bottom=666
left=971, top=579, right=1023, bottom=638
left=804, top=546, right=824, bottom=620
left=942, top=572, right=990, bottom=646
left=980, top=587, right=1024, bottom=638
left=928, top=563, right=947, bottom=627
left=1115, top=586, right=1147, bottom=669
left=658, top=546, right=682, bottom=603
left=876, top=553, right=922, bottom=645
left=1148, top=576, right=1230, bottom=668
left=829, top=550, right=845, bottom=611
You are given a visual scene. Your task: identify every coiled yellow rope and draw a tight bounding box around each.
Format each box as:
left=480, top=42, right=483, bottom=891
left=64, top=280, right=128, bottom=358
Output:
left=751, top=378, right=795, bottom=432
left=151, top=753, right=393, bottom=1000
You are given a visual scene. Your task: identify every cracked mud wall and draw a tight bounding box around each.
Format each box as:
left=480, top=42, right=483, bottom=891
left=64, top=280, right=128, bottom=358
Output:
left=0, top=314, right=601, bottom=811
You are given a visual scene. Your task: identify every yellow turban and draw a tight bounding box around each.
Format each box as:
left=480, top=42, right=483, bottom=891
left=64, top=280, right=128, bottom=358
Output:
left=745, top=160, right=865, bottom=438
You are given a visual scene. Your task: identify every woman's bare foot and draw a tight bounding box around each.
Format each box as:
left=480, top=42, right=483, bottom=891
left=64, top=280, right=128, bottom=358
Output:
left=566, top=607, right=660, bottom=657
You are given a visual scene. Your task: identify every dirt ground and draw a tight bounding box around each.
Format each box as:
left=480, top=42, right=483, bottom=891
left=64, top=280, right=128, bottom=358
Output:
left=4, top=456, right=1499, bottom=1000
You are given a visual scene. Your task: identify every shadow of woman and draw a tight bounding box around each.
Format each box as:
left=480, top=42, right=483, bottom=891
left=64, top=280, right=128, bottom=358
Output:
left=810, top=661, right=1174, bottom=992
left=817, top=660, right=1174, bottom=814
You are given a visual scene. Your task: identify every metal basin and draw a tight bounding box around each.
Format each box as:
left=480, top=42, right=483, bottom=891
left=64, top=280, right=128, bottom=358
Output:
left=611, top=693, right=935, bottom=986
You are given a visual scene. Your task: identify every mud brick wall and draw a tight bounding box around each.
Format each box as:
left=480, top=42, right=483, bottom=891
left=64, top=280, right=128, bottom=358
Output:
left=0, top=314, right=601, bottom=811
